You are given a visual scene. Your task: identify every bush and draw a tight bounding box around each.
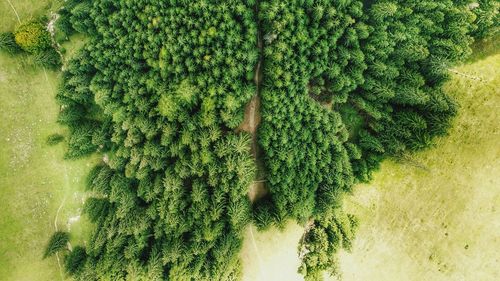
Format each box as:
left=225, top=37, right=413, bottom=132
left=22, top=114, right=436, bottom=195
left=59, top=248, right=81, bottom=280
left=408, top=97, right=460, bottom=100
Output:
left=33, top=48, right=61, bottom=69
left=46, top=133, right=65, bottom=145
left=0, top=32, right=22, bottom=54
left=14, top=21, right=51, bottom=53
left=43, top=231, right=69, bottom=258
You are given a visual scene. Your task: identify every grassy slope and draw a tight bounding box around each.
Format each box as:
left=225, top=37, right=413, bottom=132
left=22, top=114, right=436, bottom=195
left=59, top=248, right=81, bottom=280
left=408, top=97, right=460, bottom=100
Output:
left=240, top=46, right=499, bottom=280
left=0, top=1, right=95, bottom=281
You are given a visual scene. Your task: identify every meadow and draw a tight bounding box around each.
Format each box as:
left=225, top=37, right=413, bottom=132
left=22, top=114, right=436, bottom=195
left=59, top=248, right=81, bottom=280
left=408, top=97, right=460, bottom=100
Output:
left=0, top=1, right=94, bottom=280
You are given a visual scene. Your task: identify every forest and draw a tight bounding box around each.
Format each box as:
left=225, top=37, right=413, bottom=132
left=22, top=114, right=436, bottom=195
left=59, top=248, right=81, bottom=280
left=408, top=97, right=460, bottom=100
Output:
left=1, top=0, right=496, bottom=280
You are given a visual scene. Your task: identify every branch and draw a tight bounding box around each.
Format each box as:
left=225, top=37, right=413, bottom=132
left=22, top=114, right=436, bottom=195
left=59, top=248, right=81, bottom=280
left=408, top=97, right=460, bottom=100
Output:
left=448, top=68, right=485, bottom=82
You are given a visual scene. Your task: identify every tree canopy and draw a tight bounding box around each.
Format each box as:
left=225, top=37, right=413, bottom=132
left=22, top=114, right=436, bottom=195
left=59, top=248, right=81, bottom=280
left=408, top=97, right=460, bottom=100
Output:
left=50, top=0, right=496, bottom=280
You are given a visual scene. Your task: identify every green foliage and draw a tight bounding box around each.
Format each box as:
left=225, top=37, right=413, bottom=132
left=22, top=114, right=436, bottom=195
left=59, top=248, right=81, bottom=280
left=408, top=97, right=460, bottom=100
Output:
left=43, top=231, right=69, bottom=258
left=33, top=48, right=61, bottom=69
left=58, top=1, right=257, bottom=279
left=298, top=211, right=358, bottom=280
left=65, top=122, right=99, bottom=159
left=257, top=0, right=362, bottom=227
left=57, top=0, right=477, bottom=279
left=5, top=19, right=61, bottom=68
left=256, top=0, right=473, bottom=278
left=467, top=0, right=500, bottom=40
left=64, top=246, right=87, bottom=275
left=14, top=20, right=51, bottom=53
left=46, top=133, right=64, bottom=146
left=68, top=1, right=94, bottom=34
left=55, top=0, right=92, bottom=40
left=0, top=32, right=22, bottom=54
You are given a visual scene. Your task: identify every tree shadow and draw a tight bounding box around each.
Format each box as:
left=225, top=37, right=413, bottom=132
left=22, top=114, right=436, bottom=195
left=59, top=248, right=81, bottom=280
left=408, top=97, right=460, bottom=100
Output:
left=466, top=34, right=500, bottom=64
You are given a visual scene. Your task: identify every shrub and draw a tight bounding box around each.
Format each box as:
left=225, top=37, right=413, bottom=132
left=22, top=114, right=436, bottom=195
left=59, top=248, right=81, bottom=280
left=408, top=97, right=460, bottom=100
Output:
left=0, top=32, right=22, bottom=54
left=46, top=133, right=65, bottom=145
left=14, top=21, right=51, bottom=53
left=43, top=231, right=69, bottom=258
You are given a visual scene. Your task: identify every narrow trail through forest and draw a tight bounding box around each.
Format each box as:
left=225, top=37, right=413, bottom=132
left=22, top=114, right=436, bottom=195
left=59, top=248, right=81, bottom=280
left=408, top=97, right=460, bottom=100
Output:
left=238, top=3, right=267, bottom=203
left=237, top=4, right=269, bottom=278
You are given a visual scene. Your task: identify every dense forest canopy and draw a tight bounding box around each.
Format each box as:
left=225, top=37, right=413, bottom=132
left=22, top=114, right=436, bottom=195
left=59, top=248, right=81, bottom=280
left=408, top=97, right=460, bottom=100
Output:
left=33, top=0, right=498, bottom=280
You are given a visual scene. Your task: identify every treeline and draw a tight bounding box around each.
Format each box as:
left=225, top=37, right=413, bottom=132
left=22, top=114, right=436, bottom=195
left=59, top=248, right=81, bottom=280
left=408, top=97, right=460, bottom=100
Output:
left=43, top=0, right=499, bottom=280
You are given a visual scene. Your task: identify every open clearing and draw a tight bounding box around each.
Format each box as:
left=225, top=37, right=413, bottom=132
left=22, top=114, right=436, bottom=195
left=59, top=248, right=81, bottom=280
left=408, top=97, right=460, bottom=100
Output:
left=0, top=45, right=96, bottom=281
left=240, top=48, right=500, bottom=280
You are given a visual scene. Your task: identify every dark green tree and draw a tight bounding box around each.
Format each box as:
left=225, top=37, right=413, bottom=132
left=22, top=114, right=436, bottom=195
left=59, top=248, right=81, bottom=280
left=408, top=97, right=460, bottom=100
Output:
left=64, top=246, right=87, bottom=275
left=43, top=231, right=69, bottom=258
left=0, top=32, right=22, bottom=54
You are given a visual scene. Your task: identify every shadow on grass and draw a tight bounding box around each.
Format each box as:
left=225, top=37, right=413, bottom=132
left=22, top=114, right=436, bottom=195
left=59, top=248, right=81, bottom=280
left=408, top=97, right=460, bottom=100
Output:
left=466, top=34, right=500, bottom=63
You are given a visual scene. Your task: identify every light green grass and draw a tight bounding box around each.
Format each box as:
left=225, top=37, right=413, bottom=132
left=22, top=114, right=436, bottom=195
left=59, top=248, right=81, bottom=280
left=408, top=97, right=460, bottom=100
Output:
left=0, top=0, right=63, bottom=33
left=240, top=44, right=500, bottom=280
left=0, top=1, right=95, bottom=281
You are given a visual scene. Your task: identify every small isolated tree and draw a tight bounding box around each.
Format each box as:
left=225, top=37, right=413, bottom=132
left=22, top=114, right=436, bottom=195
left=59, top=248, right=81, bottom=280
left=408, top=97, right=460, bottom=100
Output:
left=43, top=231, right=69, bottom=258
left=64, top=246, right=87, bottom=275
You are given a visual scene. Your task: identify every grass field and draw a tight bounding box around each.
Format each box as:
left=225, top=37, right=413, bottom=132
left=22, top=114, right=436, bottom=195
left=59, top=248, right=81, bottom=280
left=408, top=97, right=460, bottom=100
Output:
left=240, top=46, right=500, bottom=280
left=0, top=1, right=95, bottom=281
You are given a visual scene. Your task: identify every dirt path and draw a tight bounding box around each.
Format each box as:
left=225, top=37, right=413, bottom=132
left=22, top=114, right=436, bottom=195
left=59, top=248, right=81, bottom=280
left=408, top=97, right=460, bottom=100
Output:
left=237, top=4, right=268, bottom=203
left=239, top=92, right=267, bottom=202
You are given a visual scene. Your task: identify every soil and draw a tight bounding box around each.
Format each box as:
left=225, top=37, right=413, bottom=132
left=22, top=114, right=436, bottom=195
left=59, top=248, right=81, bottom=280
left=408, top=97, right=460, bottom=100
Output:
left=237, top=6, right=268, bottom=202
